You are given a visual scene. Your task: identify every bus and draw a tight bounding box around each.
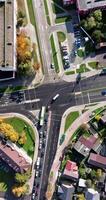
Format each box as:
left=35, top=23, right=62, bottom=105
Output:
left=40, top=106, right=46, bottom=126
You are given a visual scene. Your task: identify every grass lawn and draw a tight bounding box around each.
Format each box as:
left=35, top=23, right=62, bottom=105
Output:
left=55, top=16, right=71, bottom=24
left=64, top=111, right=79, bottom=132
left=50, top=35, right=59, bottom=73
left=93, top=107, right=104, bottom=115
left=88, top=62, right=99, bottom=69
left=76, top=64, right=90, bottom=73
left=57, top=32, right=66, bottom=42
left=27, top=0, right=35, bottom=25
left=4, top=117, right=35, bottom=158
left=65, top=70, right=75, bottom=75
left=0, top=86, right=26, bottom=94
left=0, top=170, right=14, bottom=192
left=44, top=0, right=51, bottom=25
left=77, top=49, right=85, bottom=58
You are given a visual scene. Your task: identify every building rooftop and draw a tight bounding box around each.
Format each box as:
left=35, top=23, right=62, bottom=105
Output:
left=0, top=0, right=16, bottom=71
left=74, top=135, right=99, bottom=157
left=85, top=188, right=100, bottom=200
left=88, top=153, right=106, bottom=168
left=0, top=139, right=32, bottom=173
left=58, top=184, right=75, bottom=200
left=77, top=0, right=106, bottom=12
left=63, top=160, right=79, bottom=180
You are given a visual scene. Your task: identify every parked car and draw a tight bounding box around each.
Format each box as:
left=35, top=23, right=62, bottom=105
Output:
left=103, top=55, right=106, bottom=59
left=101, top=90, right=106, bottom=96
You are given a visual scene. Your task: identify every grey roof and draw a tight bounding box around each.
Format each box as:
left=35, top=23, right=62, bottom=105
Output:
left=77, top=0, right=106, bottom=11
left=74, top=140, right=90, bottom=157
left=58, top=184, right=75, bottom=200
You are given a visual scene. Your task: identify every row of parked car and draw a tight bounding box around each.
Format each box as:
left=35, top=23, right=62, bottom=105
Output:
left=31, top=120, right=47, bottom=200
left=73, top=24, right=81, bottom=56
left=61, top=46, right=70, bottom=70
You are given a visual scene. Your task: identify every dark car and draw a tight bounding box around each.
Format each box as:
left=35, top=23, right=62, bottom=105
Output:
left=103, top=55, right=106, bottom=59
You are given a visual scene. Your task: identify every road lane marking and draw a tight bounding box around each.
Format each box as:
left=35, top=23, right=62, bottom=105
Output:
left=87, top=92, right=90, bottom=104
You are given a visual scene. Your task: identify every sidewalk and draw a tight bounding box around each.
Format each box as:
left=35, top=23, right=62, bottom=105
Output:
left=46, top=101, right=106, bottom=199
left=21, top=0, right=43, bottom=88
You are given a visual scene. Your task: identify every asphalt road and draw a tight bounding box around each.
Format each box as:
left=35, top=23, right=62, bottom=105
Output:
left=1, top=75, right=106, bottom=199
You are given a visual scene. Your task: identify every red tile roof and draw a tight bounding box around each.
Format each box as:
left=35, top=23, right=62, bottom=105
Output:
left=64, top=160, right=78, bottom=179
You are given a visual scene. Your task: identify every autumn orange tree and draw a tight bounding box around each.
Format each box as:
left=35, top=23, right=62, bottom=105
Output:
left=17, top=32, right=31, bottom=64
left=12, top=184, right=29, bottom=197
left=0, top=122, right=19, bottom=142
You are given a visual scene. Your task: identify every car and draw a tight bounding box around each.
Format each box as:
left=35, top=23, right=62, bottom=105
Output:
left=35, top=171, right=39, bottom=177
left=103, top=55, right=106, bottom=59
left=32, top=193, right=35, bottom=200
left=101, top=90, right=106, bottom=96
left=52, top=94, right=59, bottom=102
left=51, top=63, right=54, bottom=69
left=74, top=50, right=77, bottom=56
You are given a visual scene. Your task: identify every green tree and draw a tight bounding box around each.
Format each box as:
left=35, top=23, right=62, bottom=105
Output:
left=18, top=62, right=31, bottom=75
left=92, top=30, right=104, bottom=42
left=18, top=10, right=25, bottom=19
left=93, top=10, right=102, bottom=22
left=90, top=169, right=96, bottom=180
left=87, top=16, right=96, bottom=30
left=15, top=171, right=31, bottom=184
left=85, top=179, right=92, bottom=188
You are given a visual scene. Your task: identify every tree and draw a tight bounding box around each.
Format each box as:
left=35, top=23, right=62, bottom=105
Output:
left=93, top=10, right=102, bottom=22
left=18, top=62, right=31, bottom=75
left=33, top=63, right=40, bottom=71
left=90, top=169, right=97, bottom=180
left=78, top=194, right=85, bottom=200
left=87, top=16, right=96, bottom=30
left=15, top=171, right=31, bottom=184
left=92, top=30, right=104, bottom=42
left=12, top=184, right=29, bottom=197
left=18, top=10, right=25, bottom=19
left=96, top=169, right=102, bottom=180
left=85, top=179, right=92, bottom=188
left=17, top=33, right=31, bottom=64
left=0, top=122, right=19, bottom=142
left=95, top=115, right=101, bottom=121
left=80, top=123, right=89, bottom=131
left=18, top=131, right=27, bottom=145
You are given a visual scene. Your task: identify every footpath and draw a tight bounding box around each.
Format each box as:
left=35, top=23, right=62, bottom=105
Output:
left=46, top=101, right=106, bottom=199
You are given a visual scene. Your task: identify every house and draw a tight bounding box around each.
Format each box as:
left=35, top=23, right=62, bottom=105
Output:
left=0, top=0, right=16, bottom=81
left=0, top=139, right=32, bottom=173
left=74, top=135, right=98, bottom=157
left=85, top=188, right=100, bottom=200
left=58, top=183, right=75, bottom=200
left=63, top=0, right=76, bottom=6
left=77, top=0, right=106, bottom=15
left=63, top=160, right=79, bottom=181
left=88, top=153, right=106, bottom=169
